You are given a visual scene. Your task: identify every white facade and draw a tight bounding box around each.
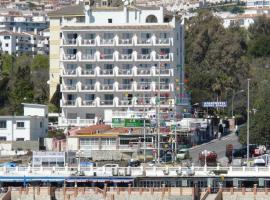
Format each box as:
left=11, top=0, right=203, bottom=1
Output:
left=49, top=3, right=186, bottom=127
left=0, top=104, right=48, bottom=141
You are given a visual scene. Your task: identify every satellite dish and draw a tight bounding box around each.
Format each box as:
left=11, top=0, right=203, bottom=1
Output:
left=85, top=5, right=90, bottom=11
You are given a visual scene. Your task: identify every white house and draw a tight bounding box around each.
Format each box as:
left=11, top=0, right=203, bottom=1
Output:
left=0, top=103, right=48, bottom=142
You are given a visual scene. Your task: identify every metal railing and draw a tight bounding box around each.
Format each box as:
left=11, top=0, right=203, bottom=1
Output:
left=81, top=39, right=95, bottom=45
left=81, top=85, right=95, bottom=90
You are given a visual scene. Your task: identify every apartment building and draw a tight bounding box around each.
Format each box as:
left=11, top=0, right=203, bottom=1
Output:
left=48, top=1, right=185, bottom=127
left=0, top=29, right=49, bottom=55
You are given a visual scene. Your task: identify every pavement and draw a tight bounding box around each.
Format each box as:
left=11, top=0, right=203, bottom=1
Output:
left=189, top=133, right=242, bottom=166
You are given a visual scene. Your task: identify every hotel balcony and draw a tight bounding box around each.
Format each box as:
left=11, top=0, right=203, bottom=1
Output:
left=100, top=99, right=114, bottom=106
left=137, top=68, right=152, bottom=76
left=81, top=100, right=96, bottom=107
left=159, top=84, right=171, bottom=91
left=81, top=84, right=96, bottom=91
left=119, top=54, right=133, bottom=61
left=99, top=84, right=114, bottom=91
left=118, top=68, right=133, bottom=76
left=81, top=69, right=95, bottom=76
left=99, top=69, right=114, bottom=76
left=61, top=69, right=77, bottom=77
left=134, top=97, right=154, bottom=107
left=155, top=53, right=171, bottom=61
left=136, top=83, right=152, bottom=91
left=137, top=38, right=152, bottom=46
left=118, top=84, right=133, bottom=91
left=137, top=54, right=152, bottom=61
left=62, top=54, right=77, bottom=61
left=118, top=38, right=133, bottom=46
left=61, top=100, right=77, bottom=107
left=81, top=54, right=95, bottom=61
left=100, top=39, right=115, bottom=46
left=62, top=39, right=77, bottom=46
left=155, top=38, right=171, bottom=46
left=61, top=84, right=77, bottom=92
left=81, top=39, right=96, bottom=46
left=155, top=68, right=171, bottom=76
left=99, top=54, right=114, bottom=61
left=59, top=118, right=95, bottom=127
left=118, top=99, right=133, bottom=107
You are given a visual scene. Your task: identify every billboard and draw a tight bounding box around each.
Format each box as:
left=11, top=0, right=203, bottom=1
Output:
left=112, top=118, right=150, bottom=128
left=202, top=101, right=227, bottom=108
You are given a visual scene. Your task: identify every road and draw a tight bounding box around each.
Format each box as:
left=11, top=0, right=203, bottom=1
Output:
left=189, top=133, right=242, bottom=165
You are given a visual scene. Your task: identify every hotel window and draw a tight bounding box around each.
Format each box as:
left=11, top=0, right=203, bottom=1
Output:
left=0, top=137, right=6, bottom=141
left=85, top=64, right=94, bottom=70
left=85, top=33, right=95, bottom=39
left=103, top=33, right=114, bottom=39
left=4, top=36, right=10, bottom=39
left=0, top=121, right=6, bottom=128
left=122, top=33, right=132, bottom=39
left=16, top=122, right=25, bottom=128
left=108, top=18, right=112, bottom=23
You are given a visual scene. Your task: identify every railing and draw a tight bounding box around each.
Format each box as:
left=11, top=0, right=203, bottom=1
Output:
left=119, top=39, right=132, bottom=45
left=137, top=38, right=152, bottom=44
left=63, top=54, right=76, bottom=60
left=118, top=100, right=132, bottom=106
left=137, top=83, right=151, bottom=90
left=100, top=54, right=113, bottom=60
left=100, top=100, right=114, bottom=105
left=156, top=69, right=170, bottom=75
left=63, top=70, right=76, bottom=75
left=137, top=68, right=151, bottom=75
left=63, top=39, right=77, bottom=45
left=135, top=98, right=152, bottom=105
left=81, top=54, right=95, bottom=60
left=81, top=69, right=95, bottom=75
left=137, top=54, right=151, bottom=60
left=100, top=69, right=113, bottom=75
left=118, top=84, right=132, bottom=90
left=81, top=85, right=95, bottom=91
left=160, top=84, right=170, bottom=90
left=62, top=85, right=76, bottom=91
left=156, top=38, right=170, bottom=45
left=2, top=166, right=270, bottom=178
left=100, top=85, right=114, bottom=90
left=63, top=100, right=76, bottom=106
left=100, top=39, right=114, bottom=45
left=81, top=39, right=95, bottom=45
left=118, top=69, right=132, bottom=75
left=82, top=100, right=96, bottom=106
left=156, top=54, right=170, bottom=60
left=119, top=54, right=132, bottom=60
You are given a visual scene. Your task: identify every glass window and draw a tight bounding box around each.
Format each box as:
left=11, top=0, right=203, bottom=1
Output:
left=103, top=33, right=114, bottom=39
left=160, top=32, right=169, bottom=38
left=122, top=49, right=133, bottom=54
left=141, top=48, right=150, bottom=54
left=104, top=64, right=114, bottom=69
left=122, top=33, right=132, bottom=39
left=141, top=33, right=151, bottom=39
left=104, top=48, right=113, bottom=54
left=85, top=79, right=95, bottom=85
left=85, top=33, right=95, bottom=39
left=0, top=121, right=7, bottom=128
left=104, top=79, right=114, bottom=84
left=0, top=137, right=6, bottom=141
left=85, top=94, right=95, bottom=100
left=16, top=122, right=25, bottom=128
left=122, top=64, right=132, bottom=69
left=67, top=64, right=77, bottom=70
left=85, top=64, right=94, bottom=69
left=4, top=36, right=10, bottom=39
left=104, top=94, right=114, bottom=100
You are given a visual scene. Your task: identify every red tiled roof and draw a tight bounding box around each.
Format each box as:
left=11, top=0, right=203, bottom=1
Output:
left=76, top=124, right=111, bottom=135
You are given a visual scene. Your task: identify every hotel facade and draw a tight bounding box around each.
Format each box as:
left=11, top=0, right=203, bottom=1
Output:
left=48, top=1, right=186, bottom=127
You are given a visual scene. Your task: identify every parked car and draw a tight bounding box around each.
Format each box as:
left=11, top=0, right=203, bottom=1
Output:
left=233, top=148, right=247, bottom=158
left=176, top=149, right=190, bottom=160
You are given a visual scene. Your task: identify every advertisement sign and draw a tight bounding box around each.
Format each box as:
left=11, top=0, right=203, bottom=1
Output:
left=202, top=101, right=227, bottom=108
left=112, top=118, right=125, bottom=128
left=112, top=118, right=150, bottom=128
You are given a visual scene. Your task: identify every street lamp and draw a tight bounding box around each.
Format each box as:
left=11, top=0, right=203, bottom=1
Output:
left=231, top=89, right=244, bottom=118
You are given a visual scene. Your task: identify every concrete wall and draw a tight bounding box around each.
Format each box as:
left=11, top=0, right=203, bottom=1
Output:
left=11, top=141, right=39, bottom=151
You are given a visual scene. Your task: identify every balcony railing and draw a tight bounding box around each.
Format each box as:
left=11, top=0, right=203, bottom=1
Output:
left=136, top=98, right=151, bottom=105
left=81, top=84, right=95, bottom=91
left=81, top=69, right=95, bottom=75
left=100, top=39, right=114, bottom=45
left=63, top=54, right=76, bottom=60
left=118, top=84, right=132, bottom=90
left=62, top=85, right=76, bottom=91
left=100, top=84, right=114, bottom=90
left=63, top=70, right=76, bottom=75
left=156, top=69, right=170, bottom=75
left=81, top=54, right=95, bottom=60
left=156, top=54, right=170, bottom=60
left=100, top=100, right=114, bottom=105
left=63, top=39, right=77, bottom=45
left=160, top=84, right=170, bottom=90
left=119, top=39, right=132, bottom=45
left=64, top=100, right=76, bottom=106
left=119, top=54, right=132, bottom=60
left=82, top=100, right=96, bottom=106
left=100, top=54, right=113, bottom=60
left=137, top=38, right=152, bottom=45
left=118, top=69, right=132, bottom=75
left=137, top=54, right=151, bottom=60
left=137, top=83, right=151, bottom=90
left=118, top=100, right=132, bottom=106
left=81, top=39, right=95, bottom=45
left=137, top=68, right=151, bottom=75
left=156, top=38, right=170, bottom=45
left=100, top=69, right=113, bottom=75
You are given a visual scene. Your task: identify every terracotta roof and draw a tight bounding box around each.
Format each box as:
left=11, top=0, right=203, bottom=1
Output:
left=62, top=24, right=173, bottom=30
left=76, top=124, right=111, bottom=134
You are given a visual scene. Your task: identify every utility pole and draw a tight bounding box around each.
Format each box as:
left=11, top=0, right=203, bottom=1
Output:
left=157, top=57, right=161, bottom=164
left=247, top=79, right=250, bottom=165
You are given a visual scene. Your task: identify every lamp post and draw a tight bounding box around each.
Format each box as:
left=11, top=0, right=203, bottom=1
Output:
left=247, top=79, right=250, bottom=165
left=231, top=89, right=244, bottom=118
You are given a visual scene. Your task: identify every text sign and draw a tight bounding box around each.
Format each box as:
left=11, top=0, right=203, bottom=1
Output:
left=202, top=101, right=227, bottom=108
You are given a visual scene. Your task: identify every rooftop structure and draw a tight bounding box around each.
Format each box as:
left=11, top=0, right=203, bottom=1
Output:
left=48, top=2, right=187, bottom=127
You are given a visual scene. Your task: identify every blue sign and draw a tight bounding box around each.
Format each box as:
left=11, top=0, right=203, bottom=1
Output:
left=202, top=101, right=227, bottom=108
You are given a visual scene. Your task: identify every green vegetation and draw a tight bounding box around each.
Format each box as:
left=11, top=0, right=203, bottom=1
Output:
left=0, top=54, right=49, bottom=115
left=185, top=12, right=270, bottom=144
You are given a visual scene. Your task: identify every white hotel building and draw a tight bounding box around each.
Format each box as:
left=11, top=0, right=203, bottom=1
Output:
left=48, top=1, right=186, bottom=127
